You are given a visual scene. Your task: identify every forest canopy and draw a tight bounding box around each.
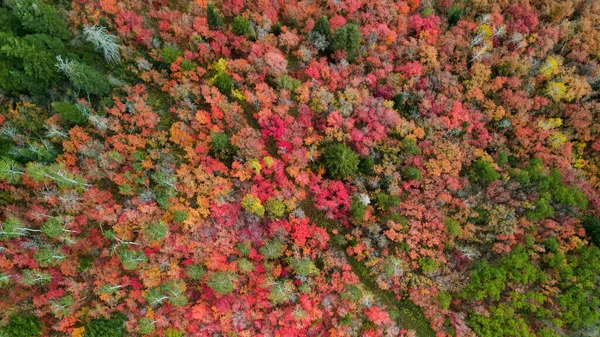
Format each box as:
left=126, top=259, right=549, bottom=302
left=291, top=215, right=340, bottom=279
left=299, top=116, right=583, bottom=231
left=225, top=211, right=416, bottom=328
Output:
left=1, top=0, right=600, bottom=336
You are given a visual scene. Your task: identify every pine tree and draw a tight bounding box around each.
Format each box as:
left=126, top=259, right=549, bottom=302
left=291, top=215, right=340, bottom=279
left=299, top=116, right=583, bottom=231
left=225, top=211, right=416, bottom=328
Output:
left=323, top=143, right=359, bottom=180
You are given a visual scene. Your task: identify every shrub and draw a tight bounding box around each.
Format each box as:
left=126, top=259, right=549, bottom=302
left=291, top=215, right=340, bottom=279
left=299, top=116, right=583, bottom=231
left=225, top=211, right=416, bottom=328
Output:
left=322, top=143, right=359, bottom=180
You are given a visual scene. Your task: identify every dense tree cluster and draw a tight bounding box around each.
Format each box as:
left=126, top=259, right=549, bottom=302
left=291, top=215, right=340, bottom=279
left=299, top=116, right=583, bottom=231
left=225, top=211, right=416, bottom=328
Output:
left=1, top=0, right=600, bottom=336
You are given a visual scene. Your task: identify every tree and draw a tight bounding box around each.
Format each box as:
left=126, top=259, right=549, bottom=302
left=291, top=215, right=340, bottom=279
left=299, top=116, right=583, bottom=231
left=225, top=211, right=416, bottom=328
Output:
left=83, top=25, right=121, bottom=63
left=232, top=16, right=253, bottom=37
left=583, top=217, right=600, bottom=246
left=331, top=23, right=361, bottom=59
left=0, top=314, right=42, bottom=337
left=52, top=102, right=87, bottom=125
left=242, top=194, right=265, bottom=217
left=8, top=0, right=69, bottom=39
left=207, top=3, right=224, bottom=29
left=469, top=158, right=500, bottom=184
left=84, top=313, right=127, bottom=337
left=207, top=271, right=236, bottom=294
left=55, top=56, right=111, bottom=96
left=323, top=143, right=360, bottom=180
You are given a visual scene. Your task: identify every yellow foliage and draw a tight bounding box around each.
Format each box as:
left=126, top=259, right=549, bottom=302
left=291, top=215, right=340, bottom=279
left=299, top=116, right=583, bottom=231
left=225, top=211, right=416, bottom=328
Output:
left=547, top=131, right=567, bottom=149
left=232, top=89, right=245, bottom=100
left=539, top=55, right=561, bottom=79
left=263, top=156, right=274, bottom=168
left=247, top=159, right=262, bottom=174
left=71, top=327, right=85, bottom=337
left=545, top=81, right=567, bottom=102
left=214, top=58, right=228, bottom=72
left=537, top=118, right=562, bottom=130
left=476, top=24, right=493, bottom=38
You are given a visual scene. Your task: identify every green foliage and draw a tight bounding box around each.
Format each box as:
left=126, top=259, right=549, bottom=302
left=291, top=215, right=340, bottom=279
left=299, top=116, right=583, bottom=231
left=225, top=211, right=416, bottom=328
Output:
left=164, top=328, right=184, bottom=337
left=236, top=241, right=251, bottom=257
left=241, top=194, right=265, bottom=217
left=259, top=239, right=284, bottom=260
left=341, top=284, right=363, bottom=302
left=161, top=46, right=182, bottom=64
left=185, top=264, right=206, bottom=280
left=401, top=137, right=421, bottom=155
left=210, top=132, right=230, bottom=151
left=277, top=74, right=301, bottom=91
left=172, top=209, right=188, bottom=223
left=468, top=303, right=535, bottom=337
left=268, top=280, right=293, bottom=304
left=0, top=157, right=23, bottom=184
left=1, top=216, right=26, bottom=239
left=438, top=291, right=452, bottom=310
left=401, top=167, right=422, bottom=180
left=313, top=16, right=331, bottom=36
left=232, top=16, right=253, bottom=37
left=84, top=312, right=126, bottom=337
left=287, top=258, right=318, bottom=277
left=52, top=102, right=86, bottom=125
left=34, top=246, right=65, bottom=267
left=21, top=269, right=52, bottom=286
left=117, top=248, right=147, bottom=270
left=462, top=260, right=507, bottom=301
left=207, top=271, right=237, bottom=294
left=237, top=258, right=254, bottom=273
left=213, top=71, right=233, bottom=94
left=322, top=143, right=359, bottom=180
left=138, top=317, right=155, bottom=335
left=583, top=216, right=600, bottom=246
left=0, top=314, right=42, bottom=337
left=331, top=23, right=361, bottom=59
left=145, top=221, right=168, bottom=241
left=358, top=156, right=374, bottom=174
left=9, top=0, right=69, bottom=39
left=207, top=3, right=224, bottom=29
left=350, top=197, right=367, bottom=221
left=265, top=198, right=286, bottom=218
left=180, top=59, right=195, bottom=71
left=447, top=3, right=465, bottom=26
left=383, top=256, right=403, bottom=277
left=57, top=58, right=111, bottom=96
left=418, top=257, right=439, bottom=273
left=375, top=193, right=400, bottom=210
left=469, top=158, right=500, bottom=184
left=444, top=218, right=462, bottom=238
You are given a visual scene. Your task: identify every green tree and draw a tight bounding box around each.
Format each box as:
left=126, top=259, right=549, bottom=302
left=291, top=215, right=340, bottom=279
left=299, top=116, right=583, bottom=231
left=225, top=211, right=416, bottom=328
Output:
left=8, top=0, right=69, bottom=39
left=0, top=314, right=42, bottom=337
left=232, top=16, right=253, bottom=37
left=55, top=56, right=111, bottom=96
left=469, top=158, right=500, bottom=184
left=84, top=313, right=127, bottom=337
left=265, top=198, right=286, bottom=218
left=52, top=102, right=87, bottom=125
left=207, top=3, right=224, bottom=29
left=259, top=239, right=284, bottom=260
left=322, top=143, right=359, bottom=180
left=207, top=271, right=236, bottom=294
left=583, top=216, right=600, bottom=246
left=331, top=23, right=361, bottom=59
